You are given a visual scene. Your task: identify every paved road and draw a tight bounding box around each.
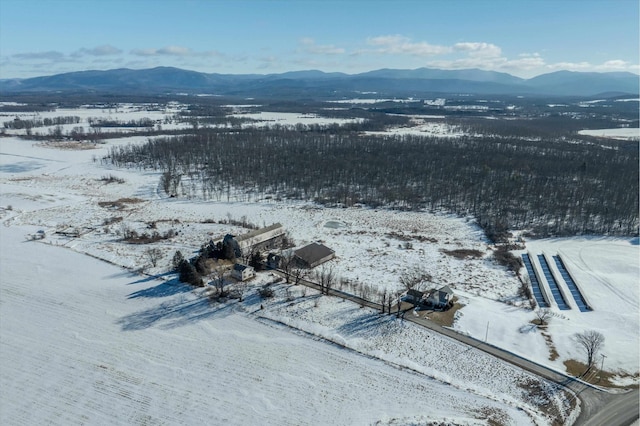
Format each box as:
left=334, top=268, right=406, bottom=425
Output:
left=276, top=271, right=639, bottom=425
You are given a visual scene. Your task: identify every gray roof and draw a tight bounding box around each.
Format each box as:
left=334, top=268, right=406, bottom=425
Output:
left=234, top=223, right=285, bottom=250
left=294, top=242, right=334, bottom=265
left=235, top=223, right=283, bottom=243
left=233, top=263, right=252, bottom=272
left=407, top=289, right=425, bottom=299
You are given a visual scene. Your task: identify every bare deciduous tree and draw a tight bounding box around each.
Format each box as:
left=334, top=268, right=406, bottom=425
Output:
left=292, top=267, right=309, bottom=286
left=535, top=308, right=552, bottom=326
left=145, top=247, right=163, bottom=267
left=316, top=265, right=335, bottom=295
left=574, top=330, right=605, bottom=370
left=236, top=281, right=248, bottom=302
left=400, top=268, right=432, bottom=292
left=279, top=251, right=296, bottom=283
left=213, top=267, right=229, bottom=297
left=380, top=291, right=387, bottom=314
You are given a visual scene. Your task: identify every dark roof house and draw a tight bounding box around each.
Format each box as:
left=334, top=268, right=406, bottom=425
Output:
left=294, top=242, right=335, bottom=268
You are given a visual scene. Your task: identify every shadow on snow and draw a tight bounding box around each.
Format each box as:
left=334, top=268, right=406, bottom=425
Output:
left=117, top=295, right=235, bottom=331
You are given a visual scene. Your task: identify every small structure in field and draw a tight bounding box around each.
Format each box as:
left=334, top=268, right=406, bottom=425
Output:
left=425, top=285, right=454, bottom=309
left=231, top=263, right=255, bottom=281
left=294, top=242, right=335, bottom=268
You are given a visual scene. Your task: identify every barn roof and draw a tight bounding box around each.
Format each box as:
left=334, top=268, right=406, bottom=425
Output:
left=294, top=242, right=334, bottom=266
left=235, top=223, right=285, bottom=249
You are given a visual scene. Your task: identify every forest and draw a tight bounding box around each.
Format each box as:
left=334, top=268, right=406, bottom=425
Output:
left=106, top=121, right=638, bottom=241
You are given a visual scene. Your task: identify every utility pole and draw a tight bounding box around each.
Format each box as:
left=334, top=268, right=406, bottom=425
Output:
left=485, top=321, right=489, bottom=342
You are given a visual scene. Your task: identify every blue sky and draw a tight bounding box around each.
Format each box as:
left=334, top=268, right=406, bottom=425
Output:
left=1, top=0, right=638, bottom=79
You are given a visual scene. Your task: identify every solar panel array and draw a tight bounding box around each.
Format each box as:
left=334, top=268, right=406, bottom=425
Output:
left=553, top=255, right=592, bottom=312
left=521, top=254, right=549, bottom=308
left=537, top=255, right=570, bottom=310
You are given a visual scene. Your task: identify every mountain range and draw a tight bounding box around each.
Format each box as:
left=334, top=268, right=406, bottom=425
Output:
left=1, top=67, right=638, bottom=97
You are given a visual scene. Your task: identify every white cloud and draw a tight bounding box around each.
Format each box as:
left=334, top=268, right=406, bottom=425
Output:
left=597, top=60, right=629, bottom=70
left=76, top=45, right=122, bottom=56
left=129, top=46, right=225, bottom=59
left=453, top=42, right=501, bottom=58
left=12, top=51, right=67, bottom=61
left=366, top=35, right=450, bottom=56
left=298, top=38, right=345, bottom=55
left=131, top=46, right=192, bottom=57
left=547, top=61, right=591, bottom=71
left=502, top=54, right=546, bottom=71
left=130, top=48, right=160, bottom=57
left=158, top=46, right=191, bottom=56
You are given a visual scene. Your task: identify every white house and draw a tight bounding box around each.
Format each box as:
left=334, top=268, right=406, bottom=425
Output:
left=231, top=264, right=255, bottom=281
left=425, top=285, right=454, bottom=309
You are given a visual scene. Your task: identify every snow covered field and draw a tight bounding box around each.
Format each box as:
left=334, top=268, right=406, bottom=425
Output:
left=578, top=127, right=640, bottom=140
left=229, top=111, right=363, bottom=127
left=1, top=105, right=638, bottom=424
left=2, top=226, right=542, bottom=425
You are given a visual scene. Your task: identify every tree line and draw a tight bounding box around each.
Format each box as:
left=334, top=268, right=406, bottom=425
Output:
left=3, top=115, right=81, bottom=129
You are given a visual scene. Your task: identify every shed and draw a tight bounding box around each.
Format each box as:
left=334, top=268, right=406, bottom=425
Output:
left=294, top=243, right=335, bottom=268
left=231, top=263, right=255, bottom=281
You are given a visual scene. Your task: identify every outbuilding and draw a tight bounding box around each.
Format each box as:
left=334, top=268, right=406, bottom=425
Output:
left=294, top=242, right=335, bottom=268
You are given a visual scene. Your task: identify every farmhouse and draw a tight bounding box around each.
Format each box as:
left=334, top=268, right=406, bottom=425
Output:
left=294, top=242, right=335, bottom=268
left=425, top=285, right=454, bottom=309
left=231, top=263, right=255, bottom=281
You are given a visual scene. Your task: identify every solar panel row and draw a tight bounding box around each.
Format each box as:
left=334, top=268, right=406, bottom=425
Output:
left=537, top=255, right=571, bottom=310
left=522, top=254, right=550, bottom=308
left=553, top=255, right=592, bottom=312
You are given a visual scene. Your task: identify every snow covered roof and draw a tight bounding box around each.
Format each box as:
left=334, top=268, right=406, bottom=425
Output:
left=235, top=223, right=285, bottom=249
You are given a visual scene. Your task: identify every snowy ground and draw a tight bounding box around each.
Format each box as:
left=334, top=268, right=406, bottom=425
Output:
left=578, top=128, right=640, bottom=140
left=1, top=105, right=638, bottom=424
left=3, top=225, right=543, bottom=425
left=0, top=103, right=193, bottom=136
left=229, top=111, right=363, bottom=127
